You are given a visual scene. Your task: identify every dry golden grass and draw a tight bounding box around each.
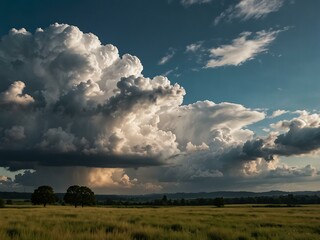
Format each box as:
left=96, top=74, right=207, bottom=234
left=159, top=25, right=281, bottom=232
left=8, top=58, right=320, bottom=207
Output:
left=0, top=205, right=320, bottom=239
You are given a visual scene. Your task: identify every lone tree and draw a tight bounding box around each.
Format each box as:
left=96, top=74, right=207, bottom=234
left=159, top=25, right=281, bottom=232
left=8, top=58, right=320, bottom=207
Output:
left=64, top=185, right=95, bottom=207
left=31, top=185, right=56, bottom=207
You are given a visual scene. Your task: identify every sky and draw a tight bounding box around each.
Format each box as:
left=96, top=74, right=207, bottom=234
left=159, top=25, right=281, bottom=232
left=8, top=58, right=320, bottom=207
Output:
left=0, top=0, right=320, bottom=194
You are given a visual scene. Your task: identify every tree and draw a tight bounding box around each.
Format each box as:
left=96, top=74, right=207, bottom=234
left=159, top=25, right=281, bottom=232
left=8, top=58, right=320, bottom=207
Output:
left=0, top=197, right=4, bottom=208
left=77, top=186, right=96, bottom=207
left=64, top=185, right=95, bottom=207
left=64, top=185, right=80, bottom=207
left=161, top=195, right=168, bottom=205
left=31, top=186, right=56, bottom=207
left=213, top=197, right=224, bottom=207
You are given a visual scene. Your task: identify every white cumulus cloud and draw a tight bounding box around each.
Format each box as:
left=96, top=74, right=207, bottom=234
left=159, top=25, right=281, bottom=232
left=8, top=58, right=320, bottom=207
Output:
left=0, top=81, right=34, bottom=105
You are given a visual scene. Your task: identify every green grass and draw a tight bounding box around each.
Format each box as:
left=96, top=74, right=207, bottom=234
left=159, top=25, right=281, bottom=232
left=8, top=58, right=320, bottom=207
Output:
left=0, top=205, right=320, bottom=239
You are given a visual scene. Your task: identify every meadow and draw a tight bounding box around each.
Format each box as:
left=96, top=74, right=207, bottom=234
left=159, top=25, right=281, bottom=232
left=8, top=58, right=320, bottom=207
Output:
left=0, top=205, right=320, bottom=240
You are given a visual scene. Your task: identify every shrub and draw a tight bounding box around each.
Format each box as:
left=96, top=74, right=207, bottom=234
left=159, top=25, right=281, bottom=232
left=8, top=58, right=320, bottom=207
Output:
left=131, top=231, right=149, bottom=240
left=6, top=228, right=20, bottom=238
left=105, top=225, right=115, bottom=233
left=207, top=228, right=229, bottom=240
left=213, top=197, right=224, bottom=207
left=170, top=223, right=183, bottom=231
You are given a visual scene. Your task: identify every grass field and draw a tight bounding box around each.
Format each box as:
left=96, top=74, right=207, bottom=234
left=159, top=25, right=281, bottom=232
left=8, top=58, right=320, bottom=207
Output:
left=0, top=205, right=320, bottom=240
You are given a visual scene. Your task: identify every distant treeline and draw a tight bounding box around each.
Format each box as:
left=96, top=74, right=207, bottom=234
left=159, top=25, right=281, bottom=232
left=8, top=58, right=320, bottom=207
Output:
left=1, top=190, right=320, bottom=200
left=224, top=194, right=320, bottom=205
left=99, top=196, right=225, bottom=207
left=1, top=191, right=320, bottom=206
left=97, top=194, right=320, bottom=206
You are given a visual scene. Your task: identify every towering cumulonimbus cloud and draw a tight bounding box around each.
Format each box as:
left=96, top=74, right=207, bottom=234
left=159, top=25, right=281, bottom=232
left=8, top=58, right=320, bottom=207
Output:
left=0, top=23, right=262, bottom=170
left=0, top=23, right=319, bottom=192
left=0, top=24, right=182, bottom=169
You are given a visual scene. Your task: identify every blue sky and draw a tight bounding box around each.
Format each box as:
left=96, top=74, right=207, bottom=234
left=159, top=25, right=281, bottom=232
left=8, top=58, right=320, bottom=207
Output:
left=0, top=0, right=320, bottom=193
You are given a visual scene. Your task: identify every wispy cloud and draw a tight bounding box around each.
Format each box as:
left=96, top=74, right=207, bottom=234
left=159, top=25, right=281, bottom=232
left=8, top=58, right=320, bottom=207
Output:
left=185, top=41, right=206, bottom=66
left=186, top=42, right=203, bottom=53
left=163, top=67, right=179, bottom=77
left=180, top=0, right=211, bottom=7
left=205, top=29, right=283, bottom=68
left=163, top=69, right=174, bottom=76
left=158, top=48, right=176, bottom=65
left=270, top=109, right=289, bottom=118
left=214, top=0, right=284, bottom=25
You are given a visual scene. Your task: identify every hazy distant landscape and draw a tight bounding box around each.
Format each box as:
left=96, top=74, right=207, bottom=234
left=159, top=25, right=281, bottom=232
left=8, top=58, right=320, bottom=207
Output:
left=1, top=190, right=320, bottom=204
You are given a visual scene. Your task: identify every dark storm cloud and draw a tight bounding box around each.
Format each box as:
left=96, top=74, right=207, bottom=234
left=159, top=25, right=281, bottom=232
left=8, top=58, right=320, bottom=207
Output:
left=238, top=124, right=320, bottom=162
left=0, top=150, right=163, bottom=171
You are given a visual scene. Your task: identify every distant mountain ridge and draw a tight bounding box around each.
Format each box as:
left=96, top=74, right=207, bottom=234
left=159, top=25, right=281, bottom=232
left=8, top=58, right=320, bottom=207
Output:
left=0, top=190, right=319, bottom=201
